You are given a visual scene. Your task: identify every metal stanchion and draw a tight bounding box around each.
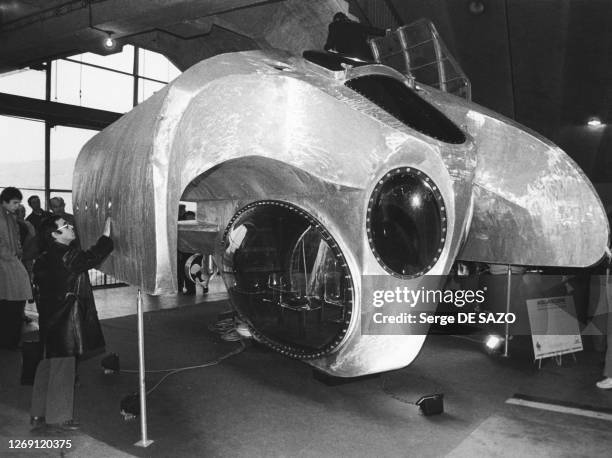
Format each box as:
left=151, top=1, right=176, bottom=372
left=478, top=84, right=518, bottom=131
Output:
left=135, top=289, right=154, bottom=448
left=503, top=265, right=512, bottom=357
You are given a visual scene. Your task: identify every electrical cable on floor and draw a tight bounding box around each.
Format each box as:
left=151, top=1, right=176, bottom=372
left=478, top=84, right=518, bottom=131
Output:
left=447, top=334, right=487, bottom=344
left=380, top=374, right=445, bottom=415
left=114, top=317, right=250, bottom=419
left=381, top=374, right=416, bottom=405
left=144, top=339, right=246, bottom=395
left=116, top=318, right=248, bottom=375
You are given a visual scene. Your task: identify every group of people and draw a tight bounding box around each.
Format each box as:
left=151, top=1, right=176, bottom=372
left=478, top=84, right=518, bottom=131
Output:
left=1, top=186, right=114, bottom=432
left=1, top=190, right=75, bottom=349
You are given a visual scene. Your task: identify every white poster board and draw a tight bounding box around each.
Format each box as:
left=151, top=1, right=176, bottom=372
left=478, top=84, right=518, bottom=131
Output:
left=526, top=296, right=583, bottom=360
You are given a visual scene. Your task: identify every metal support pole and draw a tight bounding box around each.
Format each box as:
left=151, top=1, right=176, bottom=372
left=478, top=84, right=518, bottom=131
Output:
left=396, top=29, right=414, bottom=83
left=503, top=265, right=512, bottom=357
left=44, top=61, right=51, bottom=209
left=135, top=289, right=153, bottom=447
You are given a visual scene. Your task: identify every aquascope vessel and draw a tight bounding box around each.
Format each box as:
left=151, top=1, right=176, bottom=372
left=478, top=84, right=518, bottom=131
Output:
left=73, top=39, right=609, bottom=377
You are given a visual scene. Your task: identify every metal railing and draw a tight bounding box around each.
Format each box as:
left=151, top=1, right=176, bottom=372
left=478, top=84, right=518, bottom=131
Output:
left=89, top=268, right=126, bottom=289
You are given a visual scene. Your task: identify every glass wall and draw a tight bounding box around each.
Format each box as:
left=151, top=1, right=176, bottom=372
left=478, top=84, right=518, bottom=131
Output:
left=0, top=115, right=45, bottom=206
left=137, top=48, right=181, bottom=102
left=51, top=59, right=134, bottom=112
left=1, top=45, right=181, bottom=213
left=50, top=126, right=98, bottom=194
left=0, top=68, right=46, bottom=99
left=139, top=48, right=181, bottom=82
left=138, top=78, right=166, bottom=104
left=78, top=48, right=135, bottom=73
left=1, top=46, right=180, bottom=288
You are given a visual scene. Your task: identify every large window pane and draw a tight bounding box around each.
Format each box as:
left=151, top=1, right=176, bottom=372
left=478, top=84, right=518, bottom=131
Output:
left=70, top=45, right=135, bottom=73
left=0, top=115, right=45, bottom=189
left=138, top=78, right=166, bottom=103
left=51, top=60, right=133, bottom=112
left=0, top=68, right=46, bottom=99
left=50, top=126, right=98, bottom=190
left=139, top=48, right=180, bottom=82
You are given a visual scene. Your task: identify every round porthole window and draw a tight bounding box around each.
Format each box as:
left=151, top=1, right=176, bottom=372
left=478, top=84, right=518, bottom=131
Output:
left=367, top=168, right=447, bottom=278
left=221, top=201, right=354, bottom=359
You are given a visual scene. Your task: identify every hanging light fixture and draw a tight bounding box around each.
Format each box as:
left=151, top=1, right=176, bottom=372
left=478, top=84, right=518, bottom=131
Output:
left=103, top=32, right=115, bottom=49
left=89, top=1, right=116, bottom=50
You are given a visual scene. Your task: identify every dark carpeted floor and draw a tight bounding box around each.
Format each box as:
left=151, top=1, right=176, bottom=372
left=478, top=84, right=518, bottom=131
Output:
left=1, top=298, right=611, bottom=457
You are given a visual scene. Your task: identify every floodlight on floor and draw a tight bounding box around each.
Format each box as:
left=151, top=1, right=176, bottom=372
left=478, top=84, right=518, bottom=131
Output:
left=101, top=352, right=120, bottom=374
left=485, top=334, right=504, bottom=352
left=587, top=116, right=604, bottom=127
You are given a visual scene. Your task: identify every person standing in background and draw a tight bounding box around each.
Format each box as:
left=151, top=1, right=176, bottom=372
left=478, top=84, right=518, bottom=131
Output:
left=0, top=187, right=33, bottom=349
left=26, top=195, right=51, bottom=233
left=49, top=197, right=75, bottom=226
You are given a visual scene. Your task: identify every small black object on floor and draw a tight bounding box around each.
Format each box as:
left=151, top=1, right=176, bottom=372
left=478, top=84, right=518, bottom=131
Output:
left=416, top=394, right=444, bottom=416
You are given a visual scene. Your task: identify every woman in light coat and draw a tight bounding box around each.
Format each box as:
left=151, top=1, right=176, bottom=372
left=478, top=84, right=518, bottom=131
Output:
left=0, top=187, right=32, bottom=349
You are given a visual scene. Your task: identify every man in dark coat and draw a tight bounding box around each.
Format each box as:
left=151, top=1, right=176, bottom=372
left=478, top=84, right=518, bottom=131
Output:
left=30, top=215, right=113, bottom=432
left=324, top=12, right=387, bottom=61
left=25, top=195, right=51, bottom=233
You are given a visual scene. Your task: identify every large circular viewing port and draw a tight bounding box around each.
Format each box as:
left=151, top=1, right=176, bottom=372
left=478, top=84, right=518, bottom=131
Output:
left=221, top=201, right=354, bottom=359
left=367, top=168, right=447, bottom=278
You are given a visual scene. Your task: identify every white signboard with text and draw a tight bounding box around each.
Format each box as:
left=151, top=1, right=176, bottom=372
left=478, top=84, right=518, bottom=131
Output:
left=526, top=296, right=583, bottom=360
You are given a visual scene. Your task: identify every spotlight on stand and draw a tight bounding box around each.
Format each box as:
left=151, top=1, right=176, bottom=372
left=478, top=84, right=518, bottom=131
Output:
left=484, top=334, right=504, bottom=353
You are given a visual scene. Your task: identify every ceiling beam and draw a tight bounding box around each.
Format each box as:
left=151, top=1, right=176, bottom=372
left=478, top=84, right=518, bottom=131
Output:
left=0, top=92, right=122, bottom=129
left=0, top=0, right=284, bottom=73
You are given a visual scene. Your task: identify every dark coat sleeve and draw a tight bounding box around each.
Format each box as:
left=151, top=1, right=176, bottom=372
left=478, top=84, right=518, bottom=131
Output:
left=62, top=236, right=113, bottom=274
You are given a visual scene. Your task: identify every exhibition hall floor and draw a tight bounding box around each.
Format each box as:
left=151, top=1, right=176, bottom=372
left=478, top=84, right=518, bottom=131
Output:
left=1, top=280, right=611, bottom=457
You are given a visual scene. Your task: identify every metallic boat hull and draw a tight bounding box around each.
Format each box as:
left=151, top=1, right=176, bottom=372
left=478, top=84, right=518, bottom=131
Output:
left=73, top=50, right=609, bottom=376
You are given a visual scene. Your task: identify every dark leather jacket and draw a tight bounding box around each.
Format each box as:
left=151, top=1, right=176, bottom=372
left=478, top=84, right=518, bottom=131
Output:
left=34, top=236, right=113, bottom=358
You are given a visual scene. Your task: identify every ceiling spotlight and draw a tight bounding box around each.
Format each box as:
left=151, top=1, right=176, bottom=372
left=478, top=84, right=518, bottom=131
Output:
left=103, top=33, right=115, bottom=49
left=587, top=117, right=603, bottom=127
